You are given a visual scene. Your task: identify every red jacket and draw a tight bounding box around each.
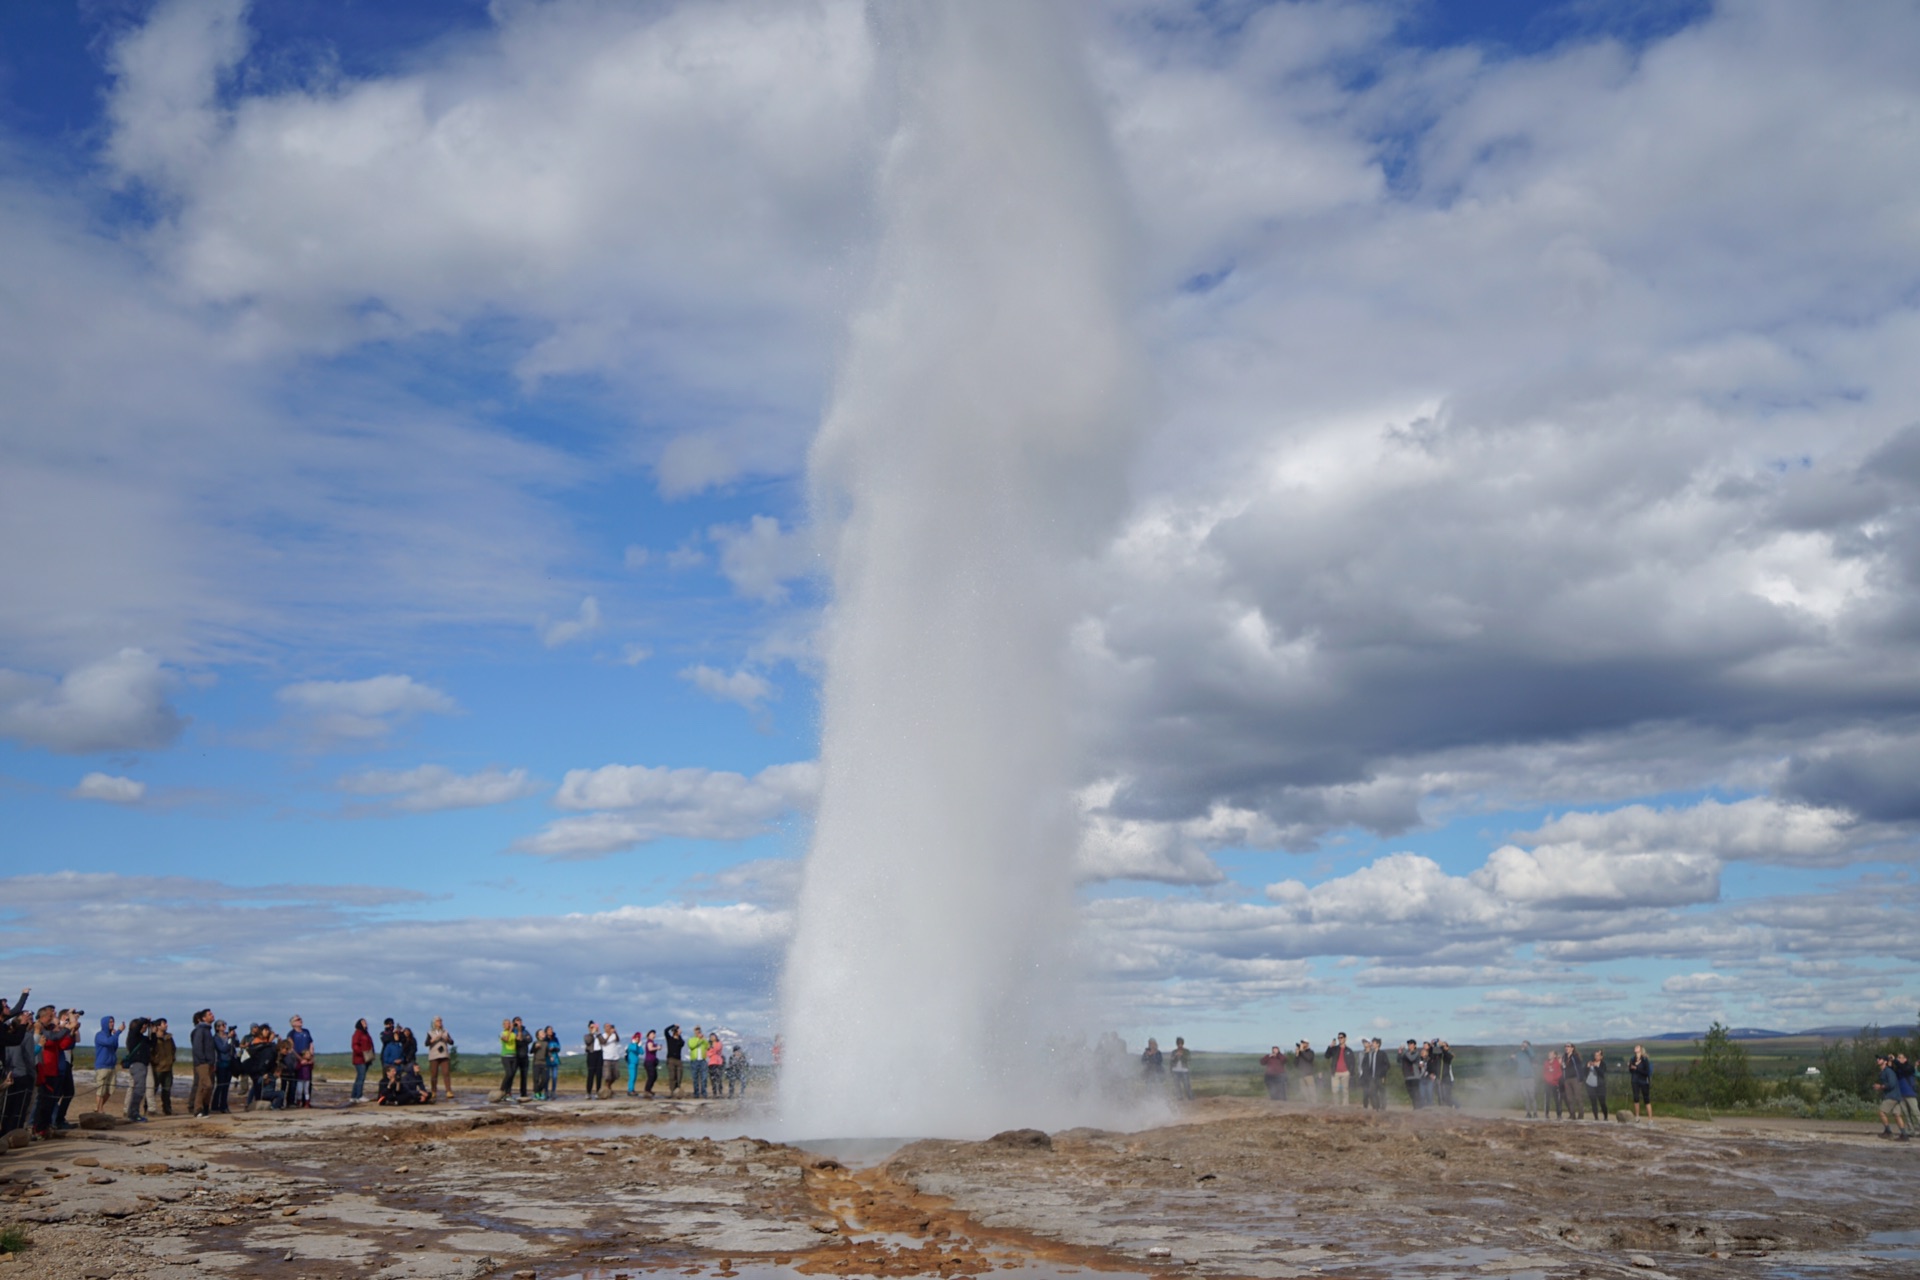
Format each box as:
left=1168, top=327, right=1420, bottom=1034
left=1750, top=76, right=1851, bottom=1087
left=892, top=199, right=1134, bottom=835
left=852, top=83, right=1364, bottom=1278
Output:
left=38, top=1026, right=74, bottom=1085
left=352, top=1027, right=375, bottom=1066
left=1543, top=1055, right=1564, bottom=1086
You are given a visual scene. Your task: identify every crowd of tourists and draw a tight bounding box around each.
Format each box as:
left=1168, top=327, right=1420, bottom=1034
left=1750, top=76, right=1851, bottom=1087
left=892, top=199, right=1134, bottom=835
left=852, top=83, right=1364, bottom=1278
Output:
left=1505, top=1041, right=1655, bottom=1121
left=488, top=1019, right=751, bottom=1103
left=0, top=988, right=758, bottom=1140
left=1124, top=1032, right=1676, bottom=1119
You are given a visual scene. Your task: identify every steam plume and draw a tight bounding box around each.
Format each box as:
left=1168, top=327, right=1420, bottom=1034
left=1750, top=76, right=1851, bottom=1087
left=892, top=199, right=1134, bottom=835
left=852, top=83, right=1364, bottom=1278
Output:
left=781, top=1, right=1144, bottom=1137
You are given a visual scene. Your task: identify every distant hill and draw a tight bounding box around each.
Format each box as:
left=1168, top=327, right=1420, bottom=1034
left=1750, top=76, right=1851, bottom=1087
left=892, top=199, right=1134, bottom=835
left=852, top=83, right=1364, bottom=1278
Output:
left=1641, top=1024, right=1915, bottom=1042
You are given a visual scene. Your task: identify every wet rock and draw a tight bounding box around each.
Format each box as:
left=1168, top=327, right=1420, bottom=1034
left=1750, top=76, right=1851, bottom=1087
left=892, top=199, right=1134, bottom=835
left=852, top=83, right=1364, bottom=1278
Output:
left=1628, top=1256, right=1658, bottom=1269
left=4, top=1131, right=29, bottom=1150
left=987, top=1128, right=1052, bottom=1150
left=72, top=1155, right=100, bottom=1167
left=75, top=1114, right=118, bottom=1131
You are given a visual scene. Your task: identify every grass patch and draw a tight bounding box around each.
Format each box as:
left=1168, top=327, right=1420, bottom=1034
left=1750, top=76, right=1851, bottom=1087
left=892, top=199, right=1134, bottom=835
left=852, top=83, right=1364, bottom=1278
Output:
left=1, top=1223, right=30, bottom=1254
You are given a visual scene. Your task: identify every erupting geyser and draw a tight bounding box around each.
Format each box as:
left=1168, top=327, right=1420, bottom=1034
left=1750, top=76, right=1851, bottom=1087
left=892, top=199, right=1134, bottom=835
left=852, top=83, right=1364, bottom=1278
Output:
left=780, top=1, right=1145, bottom=1138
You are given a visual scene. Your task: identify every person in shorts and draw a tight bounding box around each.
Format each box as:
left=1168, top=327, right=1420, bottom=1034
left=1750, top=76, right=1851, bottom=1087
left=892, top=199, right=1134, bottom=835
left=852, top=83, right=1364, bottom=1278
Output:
left=1875, top=1056, right=1912, bottom=1139
left=1628, top=1045, right=1653, bottom=1119
left=91, top=1016, right=121, bottom=1113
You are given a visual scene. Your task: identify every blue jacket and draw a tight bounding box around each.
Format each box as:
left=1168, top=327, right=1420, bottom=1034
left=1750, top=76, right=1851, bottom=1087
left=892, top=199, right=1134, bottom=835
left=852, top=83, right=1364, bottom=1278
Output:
left=93, top=1016, right=120, bottom=1071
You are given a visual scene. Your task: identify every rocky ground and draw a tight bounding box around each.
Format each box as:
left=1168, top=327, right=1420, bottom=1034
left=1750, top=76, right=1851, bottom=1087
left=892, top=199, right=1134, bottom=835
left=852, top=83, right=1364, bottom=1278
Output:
left=2, top=1091, right=1914, bottom=1279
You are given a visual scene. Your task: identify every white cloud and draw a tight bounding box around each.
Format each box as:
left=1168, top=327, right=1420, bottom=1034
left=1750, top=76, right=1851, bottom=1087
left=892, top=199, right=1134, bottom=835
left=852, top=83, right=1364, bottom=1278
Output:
left=102, top=0, right=878, bottom=493
left=679, top=664, right=775, bottom=712
left=517, top=760, right=819, bottom=858
left=622, top=545, right=650, bottom=570
left=710, top=515, right=815, bottom=603
left=0, top=650, right=184, bottom=754
left=617, top=643, right=652, bottom=666
left=539, top=595, right=602, bottom=648
left=275, top=674, right=457, bottom=746
left=1472, top=844, right=1721, bottom=911
left=70, top=773, right=147, bottom=805
left=339, top=764, right=540, bottom=814
left=0, top=871, right=789, bottom=1044
left=1510, top=797, right=1864, bottom=869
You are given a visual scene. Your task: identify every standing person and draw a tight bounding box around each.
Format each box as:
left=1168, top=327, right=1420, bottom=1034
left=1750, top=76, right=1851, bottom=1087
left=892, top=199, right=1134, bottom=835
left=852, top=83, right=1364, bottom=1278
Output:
left=350, top=1019, right=375, bottom=1104
left=643, top=1030, right=660, bottom=1098
left=513, top=1018, right=533, bottom=1098
left=1874, top=1056, right=1912, bottom=1139
left=287, top=1016, right=315, bottom=1109
left=529, top=1027, right=551, bottom=1101
left=664, top=1024, right=685, bottom=1097
left=584, top=1022, right=603, bottom=1099
left=243, top=1025, right=279, bottom=1111
left=1559, top=1045, right=1583, bottom=1119
left=625, top=1033, right=644, bottom=1095
left=276, top=1031, right=300, bottom=1108
left=1881, top=1051, right=1912, bottom=1128
left=1399, top=1039, right=1424, bottom=1109
left=1259, top=1045, right=1288, bottom=1101
left=688, top=1026, right=710, bottom=1099
left=1354, top=1039, right=1380, bottom=1110
left=381, top=1025, right=406, bottom=1078
left=150, top=1017, right=177, bottom=1116
left=727, top=1042, right=749, bottom=1098
left=541, top=1026, right=561, bottom=1095
left=705, top=1033, right=725, bottom=1095
left=30, top=1007, right=75, bottom=1136
left=1, top=1005, right=35, bottom=1136
left=426, top=1018, right=454, bottom=1102
left=91, top=1016, right=121, bottom=1115
left=1628, top=1045, right=1653, bottom=1120
left=1433, top=1039, right=1456, bottom=1108
left=1586, top=1049, right=1609, bottom=1121
left=497, top=1019, right=519, bottom=1099
left=119, top=1016, right=152, bottom=1121
left=1542, top=1046, right=1566, bottom=1119
left=1140, top=1037, right=1163, bottom=1080
left=602, top=1024, right=623, bottom=1096
left=1169, top=1037, right=1194, bottom=1101
left=213, top=1021, right=237, bottom=1113
left=189, top=1009, right=218, bottom=1117
left=1295, top=1042, right=1318, bottom=1104
left=1325, top=1033, right=1352, bottom=1106
left=1513, top=1041, right=1538, bottom=1118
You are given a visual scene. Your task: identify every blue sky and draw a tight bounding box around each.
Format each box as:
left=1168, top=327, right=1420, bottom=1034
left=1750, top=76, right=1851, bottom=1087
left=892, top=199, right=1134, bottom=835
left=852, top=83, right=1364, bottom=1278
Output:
left=3, top=0, right=1919, bottom=1052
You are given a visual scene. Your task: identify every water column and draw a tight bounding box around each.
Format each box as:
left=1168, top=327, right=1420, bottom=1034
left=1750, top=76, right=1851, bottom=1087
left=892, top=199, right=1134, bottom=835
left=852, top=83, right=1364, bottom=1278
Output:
left=781, top=1, right=1145, bottom=1138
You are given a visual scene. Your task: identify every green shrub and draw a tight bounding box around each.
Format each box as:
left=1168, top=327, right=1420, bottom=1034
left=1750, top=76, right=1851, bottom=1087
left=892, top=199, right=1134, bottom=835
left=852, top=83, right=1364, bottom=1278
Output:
left=0, top=1224, right=29, bottom=1254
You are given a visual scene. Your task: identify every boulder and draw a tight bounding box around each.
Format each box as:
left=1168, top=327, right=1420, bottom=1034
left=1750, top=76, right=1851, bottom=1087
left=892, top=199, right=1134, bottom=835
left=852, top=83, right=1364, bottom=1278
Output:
left=986, top=1128, right=1052, bottom=1150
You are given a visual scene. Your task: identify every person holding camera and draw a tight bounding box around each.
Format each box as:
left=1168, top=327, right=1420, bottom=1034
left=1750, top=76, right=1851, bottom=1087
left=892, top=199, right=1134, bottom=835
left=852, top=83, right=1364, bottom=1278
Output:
left=149, top=1017, right=177, bottom=1115
left=0, top=1003, right=36, bottom=1136
left=1398, top=1039, right=1425, bottom=1108
left=1585, top=1049, right=1609, bottom=1121
left=1629, top=1045, right=1654, bottom=1120
left=91, top=1016, right=122, bottom=1114
left=1325, top=1033, right=1352, bottom=1106
left=664, top=1023, right=685, bottom=1096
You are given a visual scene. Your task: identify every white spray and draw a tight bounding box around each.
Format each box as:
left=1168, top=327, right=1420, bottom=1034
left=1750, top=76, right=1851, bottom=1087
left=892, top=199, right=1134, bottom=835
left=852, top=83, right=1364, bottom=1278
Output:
left=780, top=1, right=1145, bottom=1138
